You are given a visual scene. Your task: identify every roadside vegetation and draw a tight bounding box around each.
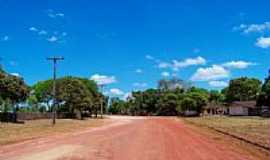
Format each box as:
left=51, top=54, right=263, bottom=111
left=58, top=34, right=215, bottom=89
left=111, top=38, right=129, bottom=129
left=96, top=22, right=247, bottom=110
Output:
left=0, top=68, right=107, bottom=121
left=0, top=66, right=270, bottom=120
left=108, top=72, right=270, bottom=116
left=185, top=116, right=270, bottom=149
left=0, top=118, right=106, bottom=145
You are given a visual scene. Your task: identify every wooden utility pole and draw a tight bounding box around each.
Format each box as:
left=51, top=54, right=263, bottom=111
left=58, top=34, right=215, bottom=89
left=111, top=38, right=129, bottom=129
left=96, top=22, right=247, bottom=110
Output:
left=47, top=56, right=64, bottom=125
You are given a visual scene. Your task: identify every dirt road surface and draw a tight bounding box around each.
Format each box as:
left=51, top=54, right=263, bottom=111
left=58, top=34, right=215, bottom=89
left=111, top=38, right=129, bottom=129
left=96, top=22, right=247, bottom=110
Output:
left=0, top=117, right=259, bottom=160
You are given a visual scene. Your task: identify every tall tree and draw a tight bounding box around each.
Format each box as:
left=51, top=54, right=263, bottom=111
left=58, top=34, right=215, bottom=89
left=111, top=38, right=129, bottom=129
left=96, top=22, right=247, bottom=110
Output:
left=225, top=77, right=261, bottom=102
left=258, top=72, right=270, bottom=106
left=0, top=71, right=29, bottom=105
left=56, top=77, right=93, bottom=119
left=0, top=70, right=29, bottom=121
left=32, top=80, right=53, bottom=108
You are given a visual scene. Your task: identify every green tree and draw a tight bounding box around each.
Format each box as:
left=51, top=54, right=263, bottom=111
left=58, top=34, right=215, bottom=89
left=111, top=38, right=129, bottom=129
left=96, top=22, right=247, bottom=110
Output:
left=26, top=95, right=39, bottom=112
left=109, top=98, right=127, bottom=115
left=209, top=90, right=225, bottom=104
left=225, top=77, right=261, bottom=102
left=177, top=97, right=197, bottom=113
left=0, top=71, right=29, bottom=106
left=186, top=92, right=208, bottom=113
left=56, top=77, right=93, bottom=119
left=32, top=77, right=101, bottom=117
left=258, top=73, right=270, bottom=106
left=156, top=92, right=179, bottom=116
left=0, top=70, right=29, bottom=121
left=32, top=80, right=53, bottom=107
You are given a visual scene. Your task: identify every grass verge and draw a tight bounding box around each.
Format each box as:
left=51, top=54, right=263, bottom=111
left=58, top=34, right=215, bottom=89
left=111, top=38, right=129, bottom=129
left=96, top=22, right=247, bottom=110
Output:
left=0, top=118, right=107, bottom=145
left=183, top=116, right=270, bottom=160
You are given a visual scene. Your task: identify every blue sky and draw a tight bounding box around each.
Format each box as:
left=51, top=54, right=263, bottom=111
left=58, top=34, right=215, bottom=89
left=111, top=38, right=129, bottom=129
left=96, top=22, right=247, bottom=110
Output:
left=1, top=0, right=270, bottom=97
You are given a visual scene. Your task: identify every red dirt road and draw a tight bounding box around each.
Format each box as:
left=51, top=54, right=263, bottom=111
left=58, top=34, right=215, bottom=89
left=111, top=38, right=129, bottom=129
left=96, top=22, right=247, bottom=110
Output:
left=0, top=117, right=258, bottom=160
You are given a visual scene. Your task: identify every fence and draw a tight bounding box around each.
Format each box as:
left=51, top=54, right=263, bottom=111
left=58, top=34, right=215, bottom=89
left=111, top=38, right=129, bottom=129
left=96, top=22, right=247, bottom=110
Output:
left=0, top=112, right=75, bottom=122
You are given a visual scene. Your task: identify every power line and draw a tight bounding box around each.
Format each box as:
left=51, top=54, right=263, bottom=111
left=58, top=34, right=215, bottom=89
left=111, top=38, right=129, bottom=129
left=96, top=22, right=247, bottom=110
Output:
left=47, top=56, right=64, bottom=125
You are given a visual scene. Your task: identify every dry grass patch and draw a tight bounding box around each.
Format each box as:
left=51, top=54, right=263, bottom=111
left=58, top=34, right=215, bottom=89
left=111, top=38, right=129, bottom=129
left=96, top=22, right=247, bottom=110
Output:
left=0, top=118, right=107, bottom=145
left=185, top=116, right=270, bottom=149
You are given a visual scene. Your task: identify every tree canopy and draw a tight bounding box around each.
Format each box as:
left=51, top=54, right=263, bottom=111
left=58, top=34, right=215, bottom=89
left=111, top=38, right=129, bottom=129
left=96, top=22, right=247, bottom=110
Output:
left=257, top=73, right=270, bottom=106
left=0, top=70, right=29, bottom=104
left=31, top=76, right=102, bottom=117
left=223, top=77, right=261, bottom=102
left=108, top=80, right=209, bottom=116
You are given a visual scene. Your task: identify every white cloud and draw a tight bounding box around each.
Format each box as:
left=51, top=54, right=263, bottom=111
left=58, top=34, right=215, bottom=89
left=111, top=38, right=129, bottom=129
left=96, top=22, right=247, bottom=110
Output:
left=1, top=36, right=9, bottom=41
left=161, top=71, right=170, bottom=77
left=135, top=69, right=143, bottom=73
left=255, top=37, right=270, bottom=49
left=29, top=27, right=38, bottom=32
left=38, top=30, right=47, bottom=35
left=109, top=88, right=124, bottom=96
left=191, top=65, right=229, bottom=81
left=10, top=73, right=20, bottom=77
left=145, top=55, right=154, bottom=60
left=172, top=56, right=206, bottom=71
left=123, top=92, right=132, bottom=101
left=55, top=13, right=64, bottom=17
left=156, top=56, right=206, bottom=71
left=133, top=82, right=148, bottom=88
left=48, top=9, right=65, bottom=18
left=158, top=62, right=171, bottom=69
left=209, top=81, right=228, bottom=88
left=234, top=22, right=270, bottom=34
left=47, top=36, right=58, bottom=42
left=222, top=61, right=256, bottom=69
left=90, top=74, right=117, bottom=85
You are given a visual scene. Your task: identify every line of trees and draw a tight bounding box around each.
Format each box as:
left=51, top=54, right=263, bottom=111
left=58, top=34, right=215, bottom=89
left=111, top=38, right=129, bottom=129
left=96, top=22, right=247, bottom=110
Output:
left=109, top=84, right=213, bottom=116
left=1, top=67, right=270, bottom=118
left=109, top=73, right=270, bottom=116
left=0, top=68, right=107, bottom=120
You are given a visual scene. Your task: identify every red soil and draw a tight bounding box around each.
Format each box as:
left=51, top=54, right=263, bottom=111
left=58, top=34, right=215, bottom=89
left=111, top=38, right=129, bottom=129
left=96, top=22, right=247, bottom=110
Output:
left=0, top=117, right=257, bottom=160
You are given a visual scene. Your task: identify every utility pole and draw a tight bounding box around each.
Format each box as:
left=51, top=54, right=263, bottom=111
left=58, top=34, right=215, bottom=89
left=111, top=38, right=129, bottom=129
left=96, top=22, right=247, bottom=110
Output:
left=47, top=56, right=64, bottom=125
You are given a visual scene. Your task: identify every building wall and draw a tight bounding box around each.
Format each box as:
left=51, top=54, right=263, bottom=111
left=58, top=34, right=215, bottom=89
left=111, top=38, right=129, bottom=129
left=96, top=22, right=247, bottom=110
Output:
left=229, top=106, right=249, bottom=116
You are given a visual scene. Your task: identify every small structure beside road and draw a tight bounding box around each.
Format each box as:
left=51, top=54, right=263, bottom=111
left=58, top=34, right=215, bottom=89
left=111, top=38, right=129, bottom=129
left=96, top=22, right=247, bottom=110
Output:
left=229, top=101, right=259, bottom=116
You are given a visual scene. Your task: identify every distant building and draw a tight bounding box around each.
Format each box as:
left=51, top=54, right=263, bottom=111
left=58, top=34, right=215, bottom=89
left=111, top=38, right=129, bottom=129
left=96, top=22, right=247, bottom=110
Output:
left=229, top=101, right=259, bottom=116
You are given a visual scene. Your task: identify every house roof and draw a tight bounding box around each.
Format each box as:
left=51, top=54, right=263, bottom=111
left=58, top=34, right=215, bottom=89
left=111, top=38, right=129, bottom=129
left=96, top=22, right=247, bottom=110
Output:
left=230, top=101, right=257, bottom=108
